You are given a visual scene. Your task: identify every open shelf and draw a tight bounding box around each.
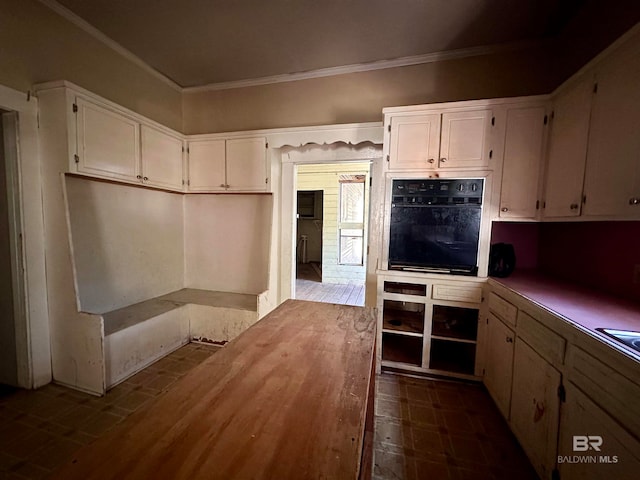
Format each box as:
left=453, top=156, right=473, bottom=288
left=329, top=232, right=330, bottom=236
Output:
left=431, top=305, right=479, bottom=341
left=381, top=332, right=423, bottom=366
left=382, top=300, right=425, bottom=336
left=428, top=339, right=476, bottom=375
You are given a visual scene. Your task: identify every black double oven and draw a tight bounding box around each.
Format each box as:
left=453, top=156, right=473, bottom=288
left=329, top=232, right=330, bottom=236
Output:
left=388, top=178, right=484, bottom=276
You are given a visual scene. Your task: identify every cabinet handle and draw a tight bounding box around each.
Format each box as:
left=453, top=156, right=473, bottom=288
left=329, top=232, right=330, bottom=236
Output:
left=143, top=176, right=148, bottom=181
left=136, top=175, right=142, bottom=179
left=630, top=197, right=640, bottom=205
left=501, top=207, right=509, bottom=212
left=440, top=158, right=447, bottom=163
left=427, top=158, right=435, bottom=164
left=225, top=184, right=230, bottom=188
left=570, top=203, right=579, bottom=210
left=506, top=336, right=513, bottom=343
left=220, top=184, right=226, bottom=188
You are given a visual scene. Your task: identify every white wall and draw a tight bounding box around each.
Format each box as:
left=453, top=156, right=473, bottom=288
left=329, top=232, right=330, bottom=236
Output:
left=184, top=194, right=272, bottom=294
left=65, top=176, right=184, bottom=313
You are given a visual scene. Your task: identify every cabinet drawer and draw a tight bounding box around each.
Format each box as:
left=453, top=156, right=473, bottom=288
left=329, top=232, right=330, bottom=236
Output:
left=488, top=292, right=517, bottom=327
left=432, top=284, right=482, bottom=303
left=517, top=311, right=566, bottom=365
left=567, top=345, right=640, bottom=438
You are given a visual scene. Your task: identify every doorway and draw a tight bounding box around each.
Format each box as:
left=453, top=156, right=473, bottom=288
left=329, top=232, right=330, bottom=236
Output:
left=294, top=162, right=371, bottom=306
left=0, top=111, right=24, bottom=388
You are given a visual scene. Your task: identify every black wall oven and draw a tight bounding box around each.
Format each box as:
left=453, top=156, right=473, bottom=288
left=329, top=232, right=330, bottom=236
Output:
left=388, top=178, right=484, bottom=275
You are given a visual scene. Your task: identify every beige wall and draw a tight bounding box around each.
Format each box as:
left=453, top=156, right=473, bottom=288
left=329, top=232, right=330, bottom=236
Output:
left=183, top=45, right=555, bottom=134
left=0, top=0, right=182, bottom=130
left=65, top=177, right=185, bottom=313
left=184, top=194, right=272, bottom=295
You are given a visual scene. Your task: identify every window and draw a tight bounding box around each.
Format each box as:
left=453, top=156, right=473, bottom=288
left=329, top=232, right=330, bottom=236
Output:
left=338, top=175, right=366, bottom=265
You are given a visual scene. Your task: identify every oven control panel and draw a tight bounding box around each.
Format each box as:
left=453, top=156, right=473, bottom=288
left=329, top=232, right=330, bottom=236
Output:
left=392, top=179, right=483, bottom=205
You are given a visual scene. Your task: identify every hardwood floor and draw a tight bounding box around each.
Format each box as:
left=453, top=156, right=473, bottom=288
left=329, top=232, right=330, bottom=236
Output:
left=294, top=264, right=364, bottom=306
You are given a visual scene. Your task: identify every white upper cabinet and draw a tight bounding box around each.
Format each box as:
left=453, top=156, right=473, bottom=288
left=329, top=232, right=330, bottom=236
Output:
left=439, top=110, right=492, bottom=169
left=544, top=31, right=640, bottom=220
left=187, top=137, right=268, bottom=192
left=388, top=114, right=441, bottom=170
left=74, top=95, right=184, bottom=192
left=187, top=139, right=226, bottom=191
left=582, top=40, right=640, bottom=218
left=499, top=105, right=547, bottom=219
left=226, top=137, right=268, bottom=191
left=386, top=108, right=492, bottom=171
left=76, top=98, right=140, bottom=182
left=140, top=125, right=184, bottom=191
left=543, top=77, right=593, bottom=218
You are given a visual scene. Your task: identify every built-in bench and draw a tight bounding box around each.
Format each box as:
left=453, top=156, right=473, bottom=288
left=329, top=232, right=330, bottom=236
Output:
left=99, top=288, right=270, bottom=389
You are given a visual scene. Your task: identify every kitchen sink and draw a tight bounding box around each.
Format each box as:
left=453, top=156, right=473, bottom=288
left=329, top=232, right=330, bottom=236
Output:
left=596, top=328, right=640, bottom=353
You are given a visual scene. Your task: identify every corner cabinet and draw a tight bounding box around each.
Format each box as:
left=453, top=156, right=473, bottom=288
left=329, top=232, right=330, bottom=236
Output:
left=386, top=108, right=493, bottom=171
left=376, top=273, right=483, bottom=380
left=187, top=137, right=268, bottom=192
left=74, top=96, right=184, bottom=191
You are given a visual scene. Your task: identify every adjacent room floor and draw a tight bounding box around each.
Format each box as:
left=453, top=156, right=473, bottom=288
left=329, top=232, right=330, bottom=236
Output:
left=295, top=262, right=365, bottom=306
left=0, top=345, right=536, bottom=480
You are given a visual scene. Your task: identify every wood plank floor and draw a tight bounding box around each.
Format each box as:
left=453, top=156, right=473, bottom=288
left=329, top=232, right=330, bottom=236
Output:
left=295, top=278, right=365, bottom=306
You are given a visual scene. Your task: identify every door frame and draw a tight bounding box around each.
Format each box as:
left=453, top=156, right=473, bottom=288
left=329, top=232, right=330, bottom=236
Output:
left=279, top=143, right=383, bottom=306
left=0, top=84, right=50, bottom=388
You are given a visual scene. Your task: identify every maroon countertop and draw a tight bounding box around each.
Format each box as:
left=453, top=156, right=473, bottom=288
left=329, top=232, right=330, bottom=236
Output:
left=488, top=270, right=640, bottom=339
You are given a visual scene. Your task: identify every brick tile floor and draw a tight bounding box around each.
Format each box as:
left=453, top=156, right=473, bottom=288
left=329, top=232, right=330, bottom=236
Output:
left=373, top=373, right=539, bottom=480
left=0, top=343, right=220, bottom=480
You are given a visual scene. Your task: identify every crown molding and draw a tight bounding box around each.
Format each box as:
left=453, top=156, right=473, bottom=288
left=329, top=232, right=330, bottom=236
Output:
left=38, top=0, right=182, bottom=92
left=39, top=0, right=547, bottom=94
left=183, top=40, right=546, bottom=93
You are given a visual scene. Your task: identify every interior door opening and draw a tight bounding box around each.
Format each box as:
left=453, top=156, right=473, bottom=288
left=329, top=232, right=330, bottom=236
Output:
left=0, top=110, right=24, bottom=389
left=293, top=162, right=371, bottom=306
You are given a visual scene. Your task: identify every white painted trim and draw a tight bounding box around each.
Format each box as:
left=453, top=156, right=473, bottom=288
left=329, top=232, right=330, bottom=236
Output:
left=278, top=144, right=383, bottom=304
left=0, top=83, right=50, bottom=388
left=184, top=40, right=546, bottom=92
left=37, top=0, right=182, bottom=92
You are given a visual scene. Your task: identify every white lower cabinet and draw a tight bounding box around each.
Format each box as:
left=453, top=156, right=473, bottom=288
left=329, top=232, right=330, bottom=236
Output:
left=484, top=284, right=640, bottom=480
left=557, top=383, right=640, bottom=480
left=483, top=312, right=515, bottom=419
left=376, top=274, right=482, bottom=379
left=510, top=339, right=561, bottom=480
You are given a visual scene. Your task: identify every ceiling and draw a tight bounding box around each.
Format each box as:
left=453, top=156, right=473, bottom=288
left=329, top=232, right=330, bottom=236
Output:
left=51, top=0, right=588, bottom=88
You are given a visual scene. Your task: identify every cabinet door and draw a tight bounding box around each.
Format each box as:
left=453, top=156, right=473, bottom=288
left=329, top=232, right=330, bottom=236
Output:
left=510, top=339, right=561, bottom=480
left=544, top=78, right=593, bottom=218
left=140, top=125, right=184, bottom=191
left=558, top=383, right=640, bottom=480
left=439, top=110, right=492, bottom=169
left=582, top=41, right=640, bottom=218
left=187, top=140, right=226, bottom=191
left=500, top=106, right=547, bottom=219
left=226, top=137, right=267, bottom=192
left=483, top=313, right=515, bottom=419
left=76, top=98, right=140, bottom=182
left=388, top=114, right=441, bottom=170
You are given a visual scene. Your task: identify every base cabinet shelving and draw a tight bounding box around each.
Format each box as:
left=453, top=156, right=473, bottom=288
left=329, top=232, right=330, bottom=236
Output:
left=376, top=273, right=483, bottom=379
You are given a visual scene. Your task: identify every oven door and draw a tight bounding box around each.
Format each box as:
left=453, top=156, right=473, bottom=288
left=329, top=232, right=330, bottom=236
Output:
left=388, top=204, right=482, bottom=274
